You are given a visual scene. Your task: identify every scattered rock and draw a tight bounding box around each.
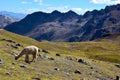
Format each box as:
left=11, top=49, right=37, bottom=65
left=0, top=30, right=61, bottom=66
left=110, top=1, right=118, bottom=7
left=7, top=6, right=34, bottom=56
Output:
left=0, top=58, right=3, bottom=64
left=15, top=43, right=21, bottom=46
left=54, top=67, right=60, bottom=71
left=32, top=78, right=41, bottom=80
left=6, top=39, right=16, bottom=43
left=48, top=57, right=54, bottom=60
left=56, top=53, right=61, bottom=56
left=90, top=66, right=95, bottom=69
left=42, top=49, right=49, bottom=53
left=90, top=67, right=94, bottom=69
left=77, top=59, right=89, bottom=65
left=115, top=64, right=120, bottom=68
left=44, top=71, right=53, bottom=75
left=20, top=64, right=27, bottom=68
left=0, top=38, right=6, bottom=41
left=74, top=70, right=81, bottom=74
left=95, top=70, right=98, bottom=73
left=12, top=62, right=15, bottom=65
left=65, top=56, right=72, bottom=60
left=11, top=45, right=18, bottom=49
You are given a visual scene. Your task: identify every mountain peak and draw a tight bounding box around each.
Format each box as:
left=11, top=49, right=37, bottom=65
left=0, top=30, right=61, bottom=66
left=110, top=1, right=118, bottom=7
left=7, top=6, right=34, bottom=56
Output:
left=105, top=4, right=120, bottom=13
left=67, top=10, right=77, bottom=14
left=65, top=10, right=79, bottom=17
left=51, top=10, right=61, bottom=14
left=4, top=4, right=120, bottom=42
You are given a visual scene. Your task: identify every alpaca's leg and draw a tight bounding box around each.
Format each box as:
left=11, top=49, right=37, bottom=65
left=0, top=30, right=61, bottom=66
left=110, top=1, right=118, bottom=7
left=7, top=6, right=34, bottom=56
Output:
left=32, top=53, right=36, bottom=62
left=25, top=54, right=29, bottom=62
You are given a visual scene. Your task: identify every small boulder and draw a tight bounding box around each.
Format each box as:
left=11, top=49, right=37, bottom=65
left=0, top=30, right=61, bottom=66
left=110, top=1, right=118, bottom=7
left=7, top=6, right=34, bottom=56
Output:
left=56, top=53, right=61, bottom=56
left=15, top=43, right=21, bottom=46
left=0, top=58, right=3, bottom=64
left=6, top=39, right=16, bottom=43
left=12, top=62, right=15, bottom=65
left=11, top=45, right=18, bottom=49
left=42, top=49, right=49, bottom=53
left=115, top=64, right=120, bottom=68
left=20, top=64, right=27, bottom=68
left=90, top=66, right=95, bottom=69
left=32, top=78, right=41, bottom=80
left=0, top=38, right=6, bottom=41
left=54, top=67, right=60, bottom=71
left=77, top=59, right=89, bottom=65
left=48, top=58, right=54, bottom=60
left=74, top=70, right=81, bottom=74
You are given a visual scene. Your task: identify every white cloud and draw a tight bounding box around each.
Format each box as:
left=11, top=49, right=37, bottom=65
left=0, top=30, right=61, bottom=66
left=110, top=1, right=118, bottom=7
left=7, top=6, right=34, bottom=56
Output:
left=91, top=0, right=120, bottom=5
left=47, top=6, right=69, bottom=13
left=72, top=8, right=82, bottom=14
left=27, top=8, right=40, bottom=13
left=33, top=0, right=43, bottom=5
left=71, top=8, right=92, bottom=14
left=21, top=1, right=31, bottom=4
left=19, top=8, right=40, bottom=14
left=19, top=6, right=91, bottom=14
left=33, top=0, right=49, bottom=6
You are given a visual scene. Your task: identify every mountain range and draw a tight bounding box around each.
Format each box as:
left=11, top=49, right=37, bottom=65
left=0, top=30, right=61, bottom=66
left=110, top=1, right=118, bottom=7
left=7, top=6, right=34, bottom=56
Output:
left=4, top=4, right=120, bottom=42
left=0, top=14, right=17, bottom=28
left=0, top=11, right=26, bottom=20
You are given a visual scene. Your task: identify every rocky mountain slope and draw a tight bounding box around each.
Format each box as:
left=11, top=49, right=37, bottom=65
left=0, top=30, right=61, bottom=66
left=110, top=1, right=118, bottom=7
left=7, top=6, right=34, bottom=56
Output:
left=0, top=29, right=120, bottom=80
left=0, top=15, right=17, bottom=28
left=4, top=4, right=120, bottom=41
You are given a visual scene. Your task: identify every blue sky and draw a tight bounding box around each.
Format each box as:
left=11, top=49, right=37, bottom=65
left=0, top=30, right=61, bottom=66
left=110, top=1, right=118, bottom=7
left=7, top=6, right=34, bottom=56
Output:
left=0, top=0, right=120, bottom=14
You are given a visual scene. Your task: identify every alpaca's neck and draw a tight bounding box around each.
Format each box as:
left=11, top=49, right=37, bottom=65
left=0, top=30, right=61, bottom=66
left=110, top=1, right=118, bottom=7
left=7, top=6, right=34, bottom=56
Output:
left=10, top=52, right=18, bottom=57
left=14, top=54, right=18, bottom=57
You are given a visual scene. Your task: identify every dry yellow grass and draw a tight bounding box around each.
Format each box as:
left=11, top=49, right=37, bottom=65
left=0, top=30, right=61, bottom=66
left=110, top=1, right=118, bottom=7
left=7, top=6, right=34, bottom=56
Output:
left=0, top=30, right=120, bottom=80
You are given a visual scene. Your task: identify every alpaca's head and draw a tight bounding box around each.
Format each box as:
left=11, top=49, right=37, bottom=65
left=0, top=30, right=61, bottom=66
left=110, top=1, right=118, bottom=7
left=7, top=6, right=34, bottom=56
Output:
left=15, top=56, right=18, bottom=60
left=14, top=53, right=18, bottom=60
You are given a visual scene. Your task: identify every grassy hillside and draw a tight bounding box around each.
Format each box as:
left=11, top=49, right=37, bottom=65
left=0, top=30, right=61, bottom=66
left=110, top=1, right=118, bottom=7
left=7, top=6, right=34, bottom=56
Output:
left=0, top=29, right=120, bottom=80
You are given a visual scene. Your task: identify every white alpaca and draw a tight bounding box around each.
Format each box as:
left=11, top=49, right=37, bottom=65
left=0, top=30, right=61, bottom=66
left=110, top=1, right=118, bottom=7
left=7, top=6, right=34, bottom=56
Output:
left=15, top=46, right=39, bottom=62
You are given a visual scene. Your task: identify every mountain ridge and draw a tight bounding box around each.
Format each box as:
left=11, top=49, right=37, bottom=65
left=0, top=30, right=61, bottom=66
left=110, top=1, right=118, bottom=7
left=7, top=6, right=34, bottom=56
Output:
left=0, top=14, right=17, bottom=28
left=4, top=4, right=120, bottom=42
